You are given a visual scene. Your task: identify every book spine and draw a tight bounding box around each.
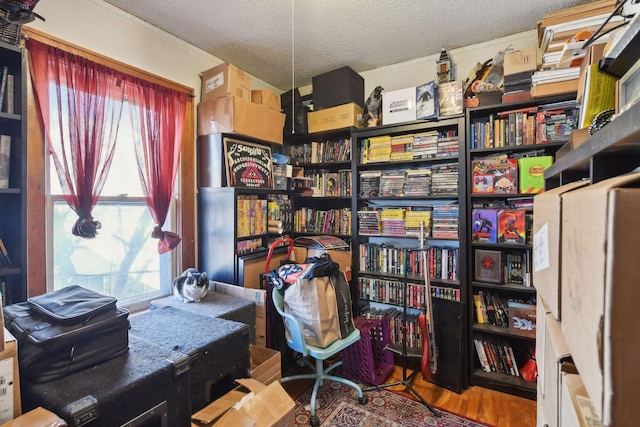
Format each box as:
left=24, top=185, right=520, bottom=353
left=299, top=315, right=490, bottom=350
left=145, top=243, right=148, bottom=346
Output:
left=0, top=134, right=11, bottom=189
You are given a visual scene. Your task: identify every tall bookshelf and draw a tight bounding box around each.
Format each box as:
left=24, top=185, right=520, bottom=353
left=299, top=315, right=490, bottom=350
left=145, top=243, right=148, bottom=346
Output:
left=0, top=40, right=27, bottom=305
left=197, top=133, right=293, bottom=289
left=351, top=117, right=468, bottom=393
left=284, top=127, right=355, bottom=241
left=465, top=94, right=577, bottom=399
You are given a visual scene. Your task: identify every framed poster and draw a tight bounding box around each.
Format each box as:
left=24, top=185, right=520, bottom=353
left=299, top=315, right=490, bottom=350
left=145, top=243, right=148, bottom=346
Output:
left=223, top=137, right=273, bottom=189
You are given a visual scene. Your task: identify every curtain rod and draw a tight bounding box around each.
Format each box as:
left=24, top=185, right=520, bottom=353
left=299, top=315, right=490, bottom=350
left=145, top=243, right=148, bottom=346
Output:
left=22, top=26, right=194, bottom=97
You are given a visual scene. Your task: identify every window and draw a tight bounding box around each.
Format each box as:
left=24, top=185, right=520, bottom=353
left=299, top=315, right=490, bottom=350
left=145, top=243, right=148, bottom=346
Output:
left=47, top=104, right=176, bottom=310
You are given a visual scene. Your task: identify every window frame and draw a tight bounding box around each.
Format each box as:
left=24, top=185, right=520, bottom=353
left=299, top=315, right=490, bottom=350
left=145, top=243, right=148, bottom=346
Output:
left=24, top=27, right=196, bottom=302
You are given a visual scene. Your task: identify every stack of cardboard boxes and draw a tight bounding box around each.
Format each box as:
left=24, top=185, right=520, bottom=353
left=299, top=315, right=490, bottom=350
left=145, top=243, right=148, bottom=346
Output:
left=534, top=171, right=640, bottom=427
left=197, top=63, right=285, bottom=144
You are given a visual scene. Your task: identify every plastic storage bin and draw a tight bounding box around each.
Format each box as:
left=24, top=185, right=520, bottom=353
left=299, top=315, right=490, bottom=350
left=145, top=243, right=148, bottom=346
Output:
left=342, top=317, right=395, bottom=385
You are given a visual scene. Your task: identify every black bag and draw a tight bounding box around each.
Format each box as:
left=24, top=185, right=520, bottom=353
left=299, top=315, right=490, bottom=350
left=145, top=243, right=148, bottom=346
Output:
left=4, top=285, right=130, bottom=383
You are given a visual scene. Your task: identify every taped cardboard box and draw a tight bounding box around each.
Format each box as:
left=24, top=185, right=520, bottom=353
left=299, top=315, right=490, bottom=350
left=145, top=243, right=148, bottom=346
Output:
left=307, top=103, right=363, bottom=133
left=251, top=89, right=281, bottom=111
left=249, top=345, right=281, bottom=385
left=0, top=407, right=66, bottom=427
left=537, top=298, right=573, bottom=427
left=201, top=63, right=252, bottom=102
left=192, top=378, right=295, bottom=427
left=197, top=96, right=286, bottom=144
left=560, top=372, right=602, bottom=427
left=561, top=172, right=640, bottom=426
left=211, top=282, right=268, bottom=347
left=0, top=329, right=20, bottom=424
left=504, top=47, right=537, bottom=75
left=532, top=180, right=588, bottom=321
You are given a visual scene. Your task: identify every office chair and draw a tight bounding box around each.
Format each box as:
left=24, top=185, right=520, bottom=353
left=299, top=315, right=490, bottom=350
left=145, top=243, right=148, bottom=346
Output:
left=272, top=289, right=367, bottom=427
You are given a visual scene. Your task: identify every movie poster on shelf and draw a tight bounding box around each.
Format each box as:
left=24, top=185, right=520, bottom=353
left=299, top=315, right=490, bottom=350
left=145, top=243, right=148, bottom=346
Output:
left=416, top=81, right=438, bottom=120
left=224, top=138, right=273, bottom=189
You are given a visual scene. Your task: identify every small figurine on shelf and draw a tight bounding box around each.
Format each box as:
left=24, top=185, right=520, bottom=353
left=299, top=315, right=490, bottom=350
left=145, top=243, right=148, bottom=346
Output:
left=361, top=85, right=384, bottom=127
left=436, top=48, right=452, bottom=84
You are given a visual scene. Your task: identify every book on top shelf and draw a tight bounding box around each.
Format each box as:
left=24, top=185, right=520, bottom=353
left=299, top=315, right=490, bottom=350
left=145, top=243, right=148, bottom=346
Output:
left=0, top=134, right=11, bottom=189
left=438, top=81, right=463, bottom=117
left=416, top=81, right=438, bottom=120
left=293, top=235, right=349, bottom=250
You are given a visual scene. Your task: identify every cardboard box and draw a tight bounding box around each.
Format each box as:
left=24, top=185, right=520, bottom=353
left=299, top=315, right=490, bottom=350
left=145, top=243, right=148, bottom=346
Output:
left=249, top=345, right=281, bottom=385
left=507, top=301, right=536, bottom=338
left=192, top=378, right=295, bottom=427
left=307, top=103, right=363, bottom=133
left=560, top=372, right=602, bottom=427
left=197, top=96, right=285, bottom=144
left=312, top=66, right=364, bottom=110
left=537, top=299, right=572, bottom=427
left=251, top=89, right=281, bottom=111
left=382, top=87, right=416, bottom=125
left=561, top=172, right=640, bottom=426
left=504, top=47, right=538, bottom=75
left=201, top=63, right=252, bottom=102
left=212, top=282, right=268, bottom=347
left=0, top=330, right=20, bottom=424
left=0, top=407, right=66, bottom=427
left=532, top=180, right=588, bottom=321
left=531, top=79, right=579, bottom=98
left=518, top=156, right=553, bottom=194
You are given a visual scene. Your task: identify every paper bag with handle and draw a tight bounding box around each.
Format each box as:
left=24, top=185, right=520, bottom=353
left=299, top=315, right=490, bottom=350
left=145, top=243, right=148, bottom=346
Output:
left=271, top=252, right=355, bottom=348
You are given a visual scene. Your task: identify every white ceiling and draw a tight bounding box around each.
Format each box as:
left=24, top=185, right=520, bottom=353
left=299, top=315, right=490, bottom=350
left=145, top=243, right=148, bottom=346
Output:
left=102, top=0, right=596, bottom=91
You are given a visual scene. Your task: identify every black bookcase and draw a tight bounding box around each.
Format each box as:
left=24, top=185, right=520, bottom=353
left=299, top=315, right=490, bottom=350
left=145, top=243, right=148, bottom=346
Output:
left=465, top=94, right=577, bottom=399
left=0, top=40, right=27, bottom=305
left=350, top=117, right=468, bottom=393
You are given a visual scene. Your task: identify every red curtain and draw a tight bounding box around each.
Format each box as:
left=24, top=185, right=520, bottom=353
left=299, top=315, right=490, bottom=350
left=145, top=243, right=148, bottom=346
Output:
left=126, top=79, right=188, bottom=254
left=28, top=39, right=125, bottom=238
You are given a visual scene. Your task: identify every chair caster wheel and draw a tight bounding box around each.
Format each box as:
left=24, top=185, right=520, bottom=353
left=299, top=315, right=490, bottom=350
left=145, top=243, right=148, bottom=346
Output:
left=359, top=396, right=368, bottom=405
left=310, top=415, right=320, bottom=426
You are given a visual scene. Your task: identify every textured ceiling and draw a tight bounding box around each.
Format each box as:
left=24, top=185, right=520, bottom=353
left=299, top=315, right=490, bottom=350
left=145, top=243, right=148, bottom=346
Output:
left=102, top=0, right=596, bottom=91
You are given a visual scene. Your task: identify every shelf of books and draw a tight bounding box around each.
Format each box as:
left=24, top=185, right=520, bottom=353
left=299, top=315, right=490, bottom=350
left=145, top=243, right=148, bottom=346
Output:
left=465, top=93, right=578, bottom=399
left=0, top=41, right=27, bottom=305
left=353, top=117, right=468, bottom=392
left=284, top=127, right=354, bottom=240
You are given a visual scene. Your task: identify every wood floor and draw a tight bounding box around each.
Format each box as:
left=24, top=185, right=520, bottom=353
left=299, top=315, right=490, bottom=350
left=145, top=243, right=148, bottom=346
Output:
left=282, top=363, right=537, bottom=427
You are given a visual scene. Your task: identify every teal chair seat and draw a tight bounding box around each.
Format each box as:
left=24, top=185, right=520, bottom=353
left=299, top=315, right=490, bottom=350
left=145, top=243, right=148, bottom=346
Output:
left=272, top=288, right=367, bottom=427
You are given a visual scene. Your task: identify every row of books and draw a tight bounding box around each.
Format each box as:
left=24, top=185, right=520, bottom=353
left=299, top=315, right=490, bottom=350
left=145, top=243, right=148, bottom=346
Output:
left=358, top=276, right=427, bottom=310
left=0, top=134, right=11, bottom=189
left=293, top=207, right=351, bottom=236
left=474, top=248, right=532, bottom=286
left=358, top=243, right=459, bottom=282
left=473, top=333, right=522, bottom=376
left=236, top=195, right=267, bottom=238
left=267, top=194, right=293, bottom=233
left=360, top=130, right=459, bottom=164
left=469, top=103, right=577, bottom=150
left=359, top=163, right=459, bottom=198
left=288, top=137, right=352, bottom=165
left=302, top=169, right=352, bottom=197
left=431, top=204, right=460, bottom=239
left=0, top=67, right=16, bottom=115
left=358, top=308, right=424, bottom=351
left=358, top=277, right=461, bottom=307
left=473, top=290, right=509, bottom=327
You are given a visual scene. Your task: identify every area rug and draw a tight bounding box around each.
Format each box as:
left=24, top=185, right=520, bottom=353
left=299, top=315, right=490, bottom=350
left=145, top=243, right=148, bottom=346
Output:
left=294, top=382, right=493, bottom=427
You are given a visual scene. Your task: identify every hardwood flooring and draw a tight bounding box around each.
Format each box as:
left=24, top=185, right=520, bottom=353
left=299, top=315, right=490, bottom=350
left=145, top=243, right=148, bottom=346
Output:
left=282, top=363, right=537, bottom=427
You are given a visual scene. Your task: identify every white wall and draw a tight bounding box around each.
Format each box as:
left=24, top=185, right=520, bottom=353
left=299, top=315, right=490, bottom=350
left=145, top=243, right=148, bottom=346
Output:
left=25, top=0, right=281, bottom=101
left=28, top=0, right=537, bottom=102
left=299, top=30, right=538, bottom=97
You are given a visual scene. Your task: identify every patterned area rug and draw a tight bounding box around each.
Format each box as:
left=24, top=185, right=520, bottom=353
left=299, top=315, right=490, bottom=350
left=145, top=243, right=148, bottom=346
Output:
left=294, top=382, right=493, bottom=427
